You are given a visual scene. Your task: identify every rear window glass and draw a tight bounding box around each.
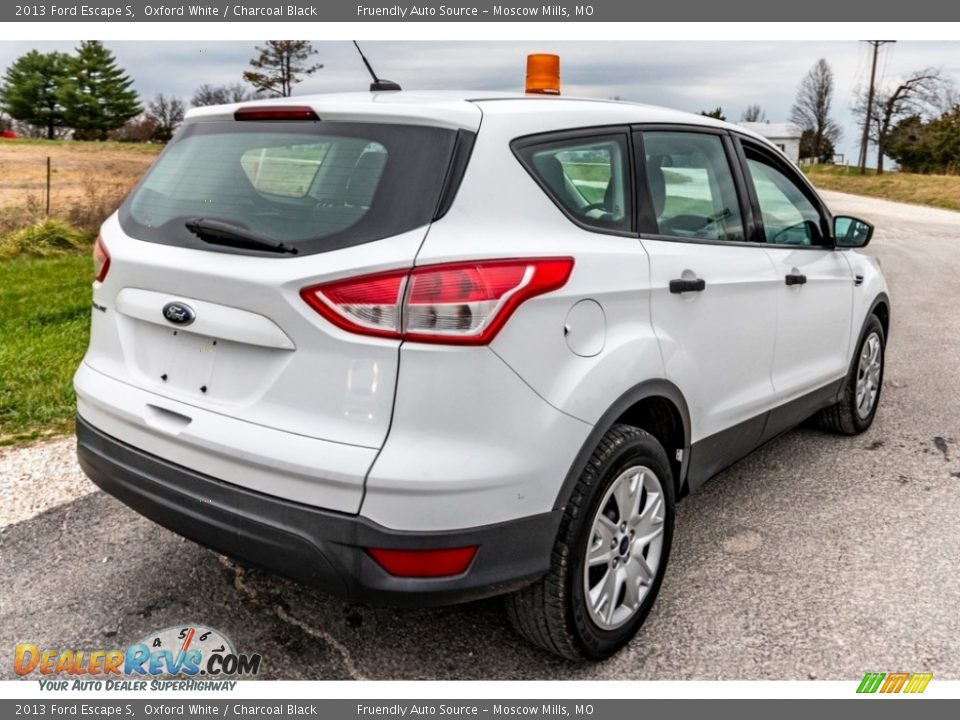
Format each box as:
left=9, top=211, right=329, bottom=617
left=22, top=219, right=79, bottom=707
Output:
left=119, top=121, right=458, bottom=256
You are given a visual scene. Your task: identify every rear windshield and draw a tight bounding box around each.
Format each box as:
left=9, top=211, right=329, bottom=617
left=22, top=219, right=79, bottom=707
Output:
left=119, top=121, right=459, bottom=256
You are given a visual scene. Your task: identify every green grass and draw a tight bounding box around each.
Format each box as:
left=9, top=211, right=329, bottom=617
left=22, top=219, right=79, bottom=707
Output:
left=0, top=137, right=162, bottom=155
left=0, top=254, right=91, bottom=445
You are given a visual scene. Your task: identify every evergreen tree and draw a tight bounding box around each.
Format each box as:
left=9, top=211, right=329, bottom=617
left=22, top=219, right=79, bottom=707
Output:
left=699, top=107, right=726, bottom=121
left=243, top=41, right=323, bottom=98
left=0, top=50, right=70, bottom=139
left=60, top=41, right=141, bottom=140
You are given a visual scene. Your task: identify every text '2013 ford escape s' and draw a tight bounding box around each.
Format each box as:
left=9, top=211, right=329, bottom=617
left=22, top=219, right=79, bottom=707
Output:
left=76, top=69, right=889, bottom=660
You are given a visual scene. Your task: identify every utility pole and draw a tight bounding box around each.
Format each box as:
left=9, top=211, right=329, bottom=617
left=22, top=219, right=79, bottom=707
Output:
left=857, top=40, right=896, bottom=174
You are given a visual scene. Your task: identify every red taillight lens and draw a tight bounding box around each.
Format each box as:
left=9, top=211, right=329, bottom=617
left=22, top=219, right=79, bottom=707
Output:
left=367, top=546, right=478, bottom=578
left=300, top=258, right=574, bottom=345
left=93, top=235, right=110, bottom=283
left=234, top=106, right=319, bottom=122
left=300, top=269, right=406, bottom=339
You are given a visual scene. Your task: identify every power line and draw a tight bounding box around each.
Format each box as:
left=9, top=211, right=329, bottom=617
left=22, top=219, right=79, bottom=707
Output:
left=858, top=40, right=896, bottom=173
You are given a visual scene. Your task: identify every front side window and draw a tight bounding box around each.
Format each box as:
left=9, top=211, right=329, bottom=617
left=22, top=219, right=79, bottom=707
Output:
left=744, top=147, right=825, bottom=246
left=516, top=134, right=631, bottom=233
left=642, top=132, right=745, bottom=242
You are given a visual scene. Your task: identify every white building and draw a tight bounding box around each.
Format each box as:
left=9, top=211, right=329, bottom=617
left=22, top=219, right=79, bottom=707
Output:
left=738, top=122, right=803, bottom=164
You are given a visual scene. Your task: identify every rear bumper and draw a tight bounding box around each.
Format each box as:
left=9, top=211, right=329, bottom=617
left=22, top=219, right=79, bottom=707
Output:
left=76, top=415, right=561, bottom=606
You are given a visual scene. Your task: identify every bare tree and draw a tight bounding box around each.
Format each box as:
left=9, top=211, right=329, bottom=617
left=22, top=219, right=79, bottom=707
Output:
left=790, top=59, right=842, bottom=162
left=191, top=83, right=252, bottom=107
left=243, top=41, right=323, bottom=98
left=146, top=93, right=185, bottom=143
left=740, top=104, right=766, bottom=123
left=854, top=68, right=946, bottom=173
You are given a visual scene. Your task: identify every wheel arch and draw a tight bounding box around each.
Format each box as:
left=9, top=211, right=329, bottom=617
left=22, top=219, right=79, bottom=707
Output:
left=553, top=379, right=692, bottom=512
left=870, top=292, right=891, bottom=341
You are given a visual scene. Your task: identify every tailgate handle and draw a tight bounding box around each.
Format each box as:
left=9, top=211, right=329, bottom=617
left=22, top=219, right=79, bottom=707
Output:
left=144, top=404, right=192, bottom=435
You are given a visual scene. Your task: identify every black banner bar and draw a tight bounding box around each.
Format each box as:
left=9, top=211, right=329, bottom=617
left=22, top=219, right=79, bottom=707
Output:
left=4, top=0, right=959, bottom=22
left=2, top=699, right=960, bottom=719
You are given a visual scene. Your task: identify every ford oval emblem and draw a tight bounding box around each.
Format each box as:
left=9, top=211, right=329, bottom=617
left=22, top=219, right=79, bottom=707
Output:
left=162, top=302, right=195, bottom=326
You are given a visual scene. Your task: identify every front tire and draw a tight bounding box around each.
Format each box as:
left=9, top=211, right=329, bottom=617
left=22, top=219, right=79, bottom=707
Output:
left=505, top=424, right=675, bottom=660
left=817, top=314, right=885, bottom=435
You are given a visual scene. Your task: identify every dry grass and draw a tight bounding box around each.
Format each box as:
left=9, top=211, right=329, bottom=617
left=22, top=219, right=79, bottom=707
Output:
left=0, top=139, right=159, bottom=256
left=804, top=164, right=960, bottom=213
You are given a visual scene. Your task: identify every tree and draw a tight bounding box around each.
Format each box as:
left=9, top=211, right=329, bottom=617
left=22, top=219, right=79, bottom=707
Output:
left=799, top=129, right=836, bottom=164
left=59, top=41, right=141, bottom=140
left=790, top=59, right=842, bottom=163
left=109, top=116, right=158, bottom=143
left=0, top=50, right=70, bottom=139
left=700, top=107, right=726, bottom=121
left=191, top=83, right=252, bottom=107
left=146, top=93, right=185, bottom=142
left=886, top=107, right=960, bottom=174
left=243, top=41, right=323, bottom=98
left=854, top=68, right=946, bottom=173
left=740, top=104, right=766, bottom=123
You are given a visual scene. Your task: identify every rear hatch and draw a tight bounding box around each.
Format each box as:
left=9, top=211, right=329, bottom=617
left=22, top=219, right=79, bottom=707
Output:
left=81, top=105, right=478, bottom=510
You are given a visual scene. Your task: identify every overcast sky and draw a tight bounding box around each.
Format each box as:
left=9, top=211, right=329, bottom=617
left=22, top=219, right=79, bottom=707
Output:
left=1, top=40, right=958, bottom=161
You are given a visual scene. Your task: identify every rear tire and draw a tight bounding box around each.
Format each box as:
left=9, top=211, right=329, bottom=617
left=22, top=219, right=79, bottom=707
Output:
left=817, top=314, right=885, bottom=435
left=505, top=424, right=675, bottom=660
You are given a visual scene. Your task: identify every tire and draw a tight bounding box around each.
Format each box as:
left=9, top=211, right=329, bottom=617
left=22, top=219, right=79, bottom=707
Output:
left=817, top=314, right=885, bottom=435
left=505, top=424, right=675, bottom=660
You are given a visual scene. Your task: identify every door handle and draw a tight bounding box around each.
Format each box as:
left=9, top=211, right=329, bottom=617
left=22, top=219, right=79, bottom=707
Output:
left=669, top=278, right=706, bottom=294
left=785, top=272, right=807, bottom=286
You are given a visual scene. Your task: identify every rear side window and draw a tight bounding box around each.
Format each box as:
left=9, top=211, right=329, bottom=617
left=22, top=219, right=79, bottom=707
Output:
left=515, top=134, right=631, bottom=233
left=119, top=121, right=459, bottom=256
left=642, top=132, right=745, bottom=243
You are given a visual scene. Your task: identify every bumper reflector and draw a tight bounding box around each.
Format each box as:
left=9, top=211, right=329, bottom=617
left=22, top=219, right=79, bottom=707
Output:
left=368, top=546, right=478, bottom=578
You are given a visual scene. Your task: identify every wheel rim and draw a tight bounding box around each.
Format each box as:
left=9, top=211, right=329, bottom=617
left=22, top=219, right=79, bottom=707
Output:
left=583, top=465, right=666, bottom=631
left=855, top=332, right=882, bottom=419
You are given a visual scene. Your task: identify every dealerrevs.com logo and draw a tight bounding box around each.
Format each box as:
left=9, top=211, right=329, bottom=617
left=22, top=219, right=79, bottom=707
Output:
left=14, top=625, right=261, bottom=690
left=857, top=672, right=933, bottom=694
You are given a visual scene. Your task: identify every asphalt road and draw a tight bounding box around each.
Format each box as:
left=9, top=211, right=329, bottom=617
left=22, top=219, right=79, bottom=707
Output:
left=2, top=190, right=959, bottom=681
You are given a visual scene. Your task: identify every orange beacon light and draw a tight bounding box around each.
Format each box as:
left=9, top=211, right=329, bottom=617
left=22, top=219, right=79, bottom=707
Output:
left=525, top=54, right=560, bottom=95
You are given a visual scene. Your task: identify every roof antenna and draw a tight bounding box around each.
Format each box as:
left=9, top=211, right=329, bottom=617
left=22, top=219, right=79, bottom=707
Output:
left=353, top=41, right=402, bottom=92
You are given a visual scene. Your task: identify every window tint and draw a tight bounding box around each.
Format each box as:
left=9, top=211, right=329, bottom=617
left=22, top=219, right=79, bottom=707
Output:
left=642, top=132, right=745, bottom=242
left=520, top=135, right=631, bottom=233
left=120, top=122, right=457, bottom=257
left=745, top=150, right=824, bottom=246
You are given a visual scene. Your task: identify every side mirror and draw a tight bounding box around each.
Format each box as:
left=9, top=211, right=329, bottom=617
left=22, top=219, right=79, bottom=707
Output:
left=833, top=215, right=874, bottom=248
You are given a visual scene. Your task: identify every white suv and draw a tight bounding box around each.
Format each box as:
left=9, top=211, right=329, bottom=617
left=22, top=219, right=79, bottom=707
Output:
left=75, top=92, right=889, bottom=660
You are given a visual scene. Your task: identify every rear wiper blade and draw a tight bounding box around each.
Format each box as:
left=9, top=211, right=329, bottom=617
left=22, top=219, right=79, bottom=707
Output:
left=185, top=218, right=298, bottom=255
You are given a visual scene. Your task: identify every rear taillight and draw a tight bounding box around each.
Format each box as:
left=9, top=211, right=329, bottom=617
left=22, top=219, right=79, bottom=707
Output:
left=300, top=258, right=574, bottom=345
left=93, top=235, right=110, bottom=283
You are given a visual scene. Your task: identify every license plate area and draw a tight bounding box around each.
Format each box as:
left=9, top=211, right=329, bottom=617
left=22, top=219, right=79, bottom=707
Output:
left=161, top=329, right=219, bottom=396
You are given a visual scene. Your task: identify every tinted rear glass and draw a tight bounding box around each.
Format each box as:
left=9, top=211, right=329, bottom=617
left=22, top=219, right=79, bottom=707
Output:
left=119, top=121, right=459, bottom=256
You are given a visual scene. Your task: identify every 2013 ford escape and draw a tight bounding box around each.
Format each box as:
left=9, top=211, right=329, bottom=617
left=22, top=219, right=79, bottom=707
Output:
left=75, top=89, right=889, bottom=661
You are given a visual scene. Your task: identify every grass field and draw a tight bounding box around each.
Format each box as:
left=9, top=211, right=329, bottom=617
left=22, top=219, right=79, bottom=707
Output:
left=804, top=164, right=960, bottom=212
left=0, top=254, right=91, bottom=445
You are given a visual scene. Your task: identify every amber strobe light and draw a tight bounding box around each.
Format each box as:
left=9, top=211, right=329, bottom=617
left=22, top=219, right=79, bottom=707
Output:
left=525, top=53, right=561, bottom=95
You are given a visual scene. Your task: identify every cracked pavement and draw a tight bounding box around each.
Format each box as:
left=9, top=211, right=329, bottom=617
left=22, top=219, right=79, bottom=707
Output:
left=2, top=190, right=959, bottom=680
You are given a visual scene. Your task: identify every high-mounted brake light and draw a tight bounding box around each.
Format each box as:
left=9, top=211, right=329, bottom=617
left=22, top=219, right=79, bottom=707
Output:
left=234, top=106, right=320, bottom=122
left=300, top=258, right=574, bottom=346
left=367, top=546, right=478, bottom=578
left=525, top=53, right=561, bottom=95
left=93, top=235, right=110, bottom=283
